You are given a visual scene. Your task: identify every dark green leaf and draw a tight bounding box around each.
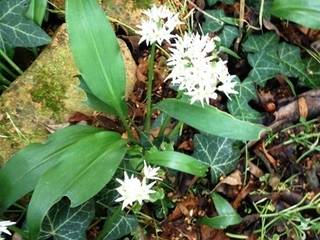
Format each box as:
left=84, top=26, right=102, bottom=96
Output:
left=271, top=0, right=320, bottom=29
left=66, top=0, right=127, bottom=118
left=156, top=98, right=266, bottom=141
left=218, top=25, right=239, bottom=48
left=193, top=133, right=241, bottom=184
left=98, top=208, right=138, bottom=240
left=0, top=0, right=51, bottom=47
left=40, top=199, right=95, bottom=240
left=26, top=0, right=48, bottom=25
left=145, top=150, right=209, bottom=177
left=206, top=0, right=235, bottom=7
left=0, top=125, right=103, bottom=212
left=26, top=130, right=127, bottom=239
left=202, top=9, right=225, bottom=34
left=246, top=0, right=272, bottom=20
left=227, top=77, right=262, bottom=122
left=242, top=32, right=279, bottom=53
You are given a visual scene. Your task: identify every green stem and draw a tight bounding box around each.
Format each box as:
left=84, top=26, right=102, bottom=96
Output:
left=144, top=43, right=156, bottom=135
left=0, top=72, right=11, bottom=85
left=0, top=61, right=17, bottom=78
left=168, top=122, right=184, bottom=140
left=0, top=48, right=23, bottom=75
left=119, top=114, right=136, bottom=143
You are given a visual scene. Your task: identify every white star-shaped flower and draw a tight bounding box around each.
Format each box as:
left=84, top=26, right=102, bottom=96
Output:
left=143, top=161, right=162, bottom=181
left=115, top=172, right=156, bottom=209
left=166, top=33, right=237, bottom=105
left=136, top=5, right=181, bottom=46
left=0, top=220, right=15, bottom=236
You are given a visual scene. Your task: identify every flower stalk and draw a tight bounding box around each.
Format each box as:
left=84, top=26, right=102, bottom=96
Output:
left=144, top=42, right=156, bottom=134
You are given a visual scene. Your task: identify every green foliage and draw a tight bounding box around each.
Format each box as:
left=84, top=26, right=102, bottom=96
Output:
left=98, top=208, right=138, bottom=240
left=26, top=0, right=48, bottom=25
left=40, top=199, right=95, bottom=240
left=26, top=129, right=127, bottom=239
left=202, top=9, right=239, bottom=48
left=227, top=77, right=262, bottom=122
left=0, top=0, right=51, bottom=49
left=193, top=133, right=241, bottom=184
left=206, top=0, right=235, bottom=7
left=145, top=150, right=209, bottom=177
left=66, top=0, right=127, bottom=120
left=200, top=193, right=241, bottom=229
left=271, top=0, right=320, bottom=29
left=156, top=98, right=265, bottom=141
left=229, top=32, right=320, bottom=122
left=0, top=125, right=103, bottom=211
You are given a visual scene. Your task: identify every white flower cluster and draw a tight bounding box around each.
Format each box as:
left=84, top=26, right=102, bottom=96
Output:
left=115, top=161, right=161, bottom=209
left=167, top=33, right=238, bottom=106
left=0, top=220, right=15, bottom=238
left=136, top=5, right=181, bottom=46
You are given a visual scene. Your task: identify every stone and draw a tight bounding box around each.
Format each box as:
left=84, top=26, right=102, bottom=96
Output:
left=0, top=24, right=137, bottom=165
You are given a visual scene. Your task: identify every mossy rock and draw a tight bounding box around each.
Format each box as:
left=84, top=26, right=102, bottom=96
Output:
left=0, top=24, right=137, bottom=165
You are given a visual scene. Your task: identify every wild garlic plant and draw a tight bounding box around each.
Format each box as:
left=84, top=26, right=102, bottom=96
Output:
left=0, top=1, right=264, bottom=239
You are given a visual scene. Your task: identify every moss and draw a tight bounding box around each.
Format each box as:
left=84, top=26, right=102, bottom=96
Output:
left=31, top=68, right=67, bottom=115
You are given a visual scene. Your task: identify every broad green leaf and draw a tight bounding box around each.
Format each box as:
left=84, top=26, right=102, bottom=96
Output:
left=79, top=77, right=117, bottom=115
left=202, top=9, right=225, bottom=34
left=218, top=25, right=239, bottom=48
left=271, top=0, right=320, bottom=29
left=193, top=133, right=241, bottom=184
left=227, top=77, right=262, bottom=122
left=0, top=125, right=103, bottom=212
left=200, top=215, right=241, bottom=229
left=242, top=32, right=279, bottom=53
left=156, top=99, right=265, bottom=141
left=0, top=0, right=51, bottom=48
left=98, top=208, right=138, bottom=240
left=26, top=0, right=48, bottom=25
left=199, top=193, right=241, bottom=229
left=40, top=199, right=95, bottom=240
left=0, top=34, right=4, bottom=50
left=66, top=0, right=127, bottom=119
left=145, top=150, right=209, bottom=177
left=26, top=130, right=127, bottom=239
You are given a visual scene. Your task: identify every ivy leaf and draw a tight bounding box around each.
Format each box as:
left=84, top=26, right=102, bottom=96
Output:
left=40, top=199, right=95, bottom=240
left=193, top=133, right=241, bottom=184
left=247, top=47, right=280, bottom=86
left=206, top=0, right=235, bottom=7
left=218, top=25, right=239, bottom=48
left=98, top=208, right=138, bottom=240
left=242, top=32, right=279, bottom=53
left=202, top=9, right=225, bottom=33
left=227, top=77, right=262, bottom=122
left=0, top=0, right=51, bottom=48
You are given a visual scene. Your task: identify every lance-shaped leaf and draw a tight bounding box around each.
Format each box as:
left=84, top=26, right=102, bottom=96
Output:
left=40, top=199, right=95, bottom=240
left=98, top=208, right=138, bottom=240
left=26, top=130, right=127, bottom=239
left=156, top=99, right=266, bottom=141
left=66, top=0, right=127, bottom=119
left=145, top=151, right=208, bottom=177
left=26, top=0, right=48, bottom=26
left=0, top=125, right=103, bottom=211
left=199, top=193, right=241, bottom=229
left=0, top=0, right=51, bottom=48
left=271, top=0, right=320, bottom=29
left=193, top=133, right=241, bottom=184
